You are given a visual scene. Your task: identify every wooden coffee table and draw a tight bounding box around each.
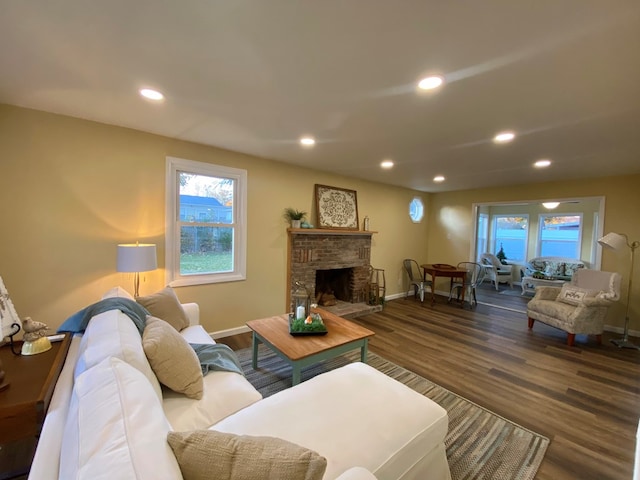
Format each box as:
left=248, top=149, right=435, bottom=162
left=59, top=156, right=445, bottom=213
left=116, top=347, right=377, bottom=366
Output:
left=246, top=308, right=375, bottom=386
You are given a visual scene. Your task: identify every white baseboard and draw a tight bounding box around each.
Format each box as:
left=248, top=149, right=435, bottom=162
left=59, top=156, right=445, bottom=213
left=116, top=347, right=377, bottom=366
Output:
left=210, top=325, right=250, bottom=340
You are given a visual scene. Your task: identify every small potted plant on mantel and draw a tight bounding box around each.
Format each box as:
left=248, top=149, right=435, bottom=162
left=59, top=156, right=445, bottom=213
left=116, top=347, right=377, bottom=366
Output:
left=283, top=208, right=307, bottom=229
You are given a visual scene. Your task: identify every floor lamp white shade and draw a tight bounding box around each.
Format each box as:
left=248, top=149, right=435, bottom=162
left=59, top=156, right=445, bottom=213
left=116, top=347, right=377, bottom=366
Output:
left=117, top=243, right=157, bottom=297
left=598, top=232, right=640, bottom=350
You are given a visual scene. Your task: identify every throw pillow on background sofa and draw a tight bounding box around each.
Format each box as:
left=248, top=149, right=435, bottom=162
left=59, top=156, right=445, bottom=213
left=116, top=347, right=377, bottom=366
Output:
left=167, top=430, right=327, bottom=480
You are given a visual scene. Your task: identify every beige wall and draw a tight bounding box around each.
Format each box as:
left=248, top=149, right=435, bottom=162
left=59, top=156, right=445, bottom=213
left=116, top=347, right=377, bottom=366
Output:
left=0, top=104, right=429, bottom=333
left=427, top=177, right=640, bottom=332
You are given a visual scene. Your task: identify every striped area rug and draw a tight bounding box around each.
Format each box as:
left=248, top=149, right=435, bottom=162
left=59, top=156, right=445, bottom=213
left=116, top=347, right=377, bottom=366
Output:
left=236, top=346, right=549, bottom=480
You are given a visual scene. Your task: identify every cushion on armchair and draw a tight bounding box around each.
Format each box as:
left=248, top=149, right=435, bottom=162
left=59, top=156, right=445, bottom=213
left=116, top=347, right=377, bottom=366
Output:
left=556, top=284, right=598, bottom=306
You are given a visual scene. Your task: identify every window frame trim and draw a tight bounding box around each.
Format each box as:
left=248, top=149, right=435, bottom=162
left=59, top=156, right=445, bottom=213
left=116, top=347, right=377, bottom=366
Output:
left=165, top=156, right=247, bottom=287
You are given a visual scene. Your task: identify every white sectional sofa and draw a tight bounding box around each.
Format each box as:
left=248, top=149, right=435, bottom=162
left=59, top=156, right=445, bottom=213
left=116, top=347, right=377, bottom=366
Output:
left=29, top=287, right=451, bottom=480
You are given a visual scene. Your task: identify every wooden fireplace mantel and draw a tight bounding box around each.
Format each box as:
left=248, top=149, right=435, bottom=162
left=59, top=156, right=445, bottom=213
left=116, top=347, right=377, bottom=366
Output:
left=287, top=228, right=377, bottom=236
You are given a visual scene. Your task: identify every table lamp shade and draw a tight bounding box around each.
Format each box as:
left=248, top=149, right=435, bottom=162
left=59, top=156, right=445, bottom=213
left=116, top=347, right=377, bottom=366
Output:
left=117, top=244, right=157, bottom=273
left=598, top=232, right=628, bottom=251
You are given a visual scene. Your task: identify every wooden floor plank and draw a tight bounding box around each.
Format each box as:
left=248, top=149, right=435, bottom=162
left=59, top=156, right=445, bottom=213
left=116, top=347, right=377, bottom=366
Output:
left=218, top=290, right=640, bottom=480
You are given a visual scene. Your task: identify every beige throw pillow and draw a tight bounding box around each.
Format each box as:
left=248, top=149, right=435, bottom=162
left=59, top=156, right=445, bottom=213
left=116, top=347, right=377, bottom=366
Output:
left=137, top=286, right=190, bottom=331
left=167, top=430, right=327, bottom=480
left=556, top=284, right=597, bottom=306
left=142, top=316, right=203, bottom=400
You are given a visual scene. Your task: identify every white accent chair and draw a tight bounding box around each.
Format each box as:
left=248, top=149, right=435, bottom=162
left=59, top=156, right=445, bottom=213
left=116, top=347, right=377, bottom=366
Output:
left=479, top=253, right=513, bottom=290
left=526, top=269, right=621, bottom=346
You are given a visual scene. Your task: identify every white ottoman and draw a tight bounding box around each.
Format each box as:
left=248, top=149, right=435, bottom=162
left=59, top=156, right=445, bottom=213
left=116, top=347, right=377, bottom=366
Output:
left=211, top=362, right=451, bottom=480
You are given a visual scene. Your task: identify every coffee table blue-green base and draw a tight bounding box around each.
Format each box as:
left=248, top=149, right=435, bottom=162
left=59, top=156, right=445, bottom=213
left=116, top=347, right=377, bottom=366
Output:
left=251, top=331, right=369, bottom=386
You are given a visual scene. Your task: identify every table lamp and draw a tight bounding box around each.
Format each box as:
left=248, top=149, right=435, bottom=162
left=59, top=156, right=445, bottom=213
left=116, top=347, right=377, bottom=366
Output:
left=598, top=232, right=640, bottom=349
left=117, top=243, right=157, bottom=297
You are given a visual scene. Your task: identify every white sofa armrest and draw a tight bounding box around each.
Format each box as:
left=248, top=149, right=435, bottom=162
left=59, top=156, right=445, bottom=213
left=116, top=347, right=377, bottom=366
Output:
left=182, top=302, right=200, bottom=326
left=335, top=467, right=379, bottom=480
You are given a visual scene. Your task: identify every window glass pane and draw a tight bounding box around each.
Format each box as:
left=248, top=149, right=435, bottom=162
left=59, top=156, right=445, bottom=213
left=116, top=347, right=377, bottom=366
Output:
left=539, top=215, right=581, bottom=258
left=493, top=216, right=528, bottom=261
left=179, top=226, right=233, bottom=274
left=178, top=173, right=234, bottom=276
left=179, top=173, right=233, bottom=225
left=409, top=197, right=424, bottom=222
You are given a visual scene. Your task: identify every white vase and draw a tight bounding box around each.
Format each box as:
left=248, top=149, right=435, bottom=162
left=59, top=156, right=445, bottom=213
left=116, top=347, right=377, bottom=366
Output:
left=291, top=220, right=301, bottom=229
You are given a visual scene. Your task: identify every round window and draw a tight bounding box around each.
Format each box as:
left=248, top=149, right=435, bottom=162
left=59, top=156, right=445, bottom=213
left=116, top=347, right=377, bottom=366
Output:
left=409, top=197, right=424, bottom=223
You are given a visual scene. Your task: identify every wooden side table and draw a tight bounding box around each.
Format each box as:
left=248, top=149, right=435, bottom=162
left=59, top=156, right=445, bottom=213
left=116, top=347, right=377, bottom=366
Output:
left=0, top=333, right=71, bottom=480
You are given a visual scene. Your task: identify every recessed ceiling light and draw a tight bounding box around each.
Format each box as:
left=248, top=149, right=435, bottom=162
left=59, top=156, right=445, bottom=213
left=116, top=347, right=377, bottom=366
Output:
left=418, top=75, right=444, bottom=90
left=542, top=202, right=560, bottom=209
left=433, top=175, right=445, bottom=182
left=139, top=88, right=164, bottom=101
left=299, top=136, right=316, bottom=147
left=534, top=159, right=552, bottom=168
left=493, top=131, right=515, bottom=143
left=380, top=160, right=394, bottom=169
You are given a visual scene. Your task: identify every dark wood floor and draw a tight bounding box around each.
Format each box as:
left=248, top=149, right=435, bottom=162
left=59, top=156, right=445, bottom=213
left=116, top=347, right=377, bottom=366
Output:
left=219, top=287, right=640, bottom=480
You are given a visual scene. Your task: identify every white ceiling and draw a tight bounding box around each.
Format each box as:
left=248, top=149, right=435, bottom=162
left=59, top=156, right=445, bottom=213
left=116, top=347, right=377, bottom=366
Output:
left=2, top=1, right=640, bottom=192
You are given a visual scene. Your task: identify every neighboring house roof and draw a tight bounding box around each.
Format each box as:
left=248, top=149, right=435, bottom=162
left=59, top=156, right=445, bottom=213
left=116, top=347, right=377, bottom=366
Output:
left=180, top=195, right=223, bottom=207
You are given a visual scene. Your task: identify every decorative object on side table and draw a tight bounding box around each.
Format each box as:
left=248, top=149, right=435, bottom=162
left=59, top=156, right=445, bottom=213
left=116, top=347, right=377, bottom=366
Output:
left=21, top=317, right=51, bottom=356
left=598, top=231, right=640, bottom=350
left=117, top=242, right=158, bottom=297
left=314, top=184, right=359, bottom=230
left=283, top=208, right=307, bottom=229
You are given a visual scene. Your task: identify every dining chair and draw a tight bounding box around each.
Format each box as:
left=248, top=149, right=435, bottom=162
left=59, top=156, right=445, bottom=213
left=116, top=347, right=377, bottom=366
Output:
left=448, top=262, right=485, bottom=308
left=403, top=259, right=432, bottom=303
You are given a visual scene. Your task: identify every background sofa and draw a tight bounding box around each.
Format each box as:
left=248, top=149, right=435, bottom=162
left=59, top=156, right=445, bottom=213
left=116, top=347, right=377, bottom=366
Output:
left=30, top=287, right=451, bottom=480
left=521, top=256, right=586, bottom=281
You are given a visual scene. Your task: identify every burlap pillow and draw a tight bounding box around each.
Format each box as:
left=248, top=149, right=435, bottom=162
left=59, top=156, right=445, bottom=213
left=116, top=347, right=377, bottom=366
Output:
left=137, top=286, right=190, bottom=331
left=167, top=430, right=327, bottom=480
left=142, top=316, right=203, bottom=399
left=556, top=284, right=597, bottom=306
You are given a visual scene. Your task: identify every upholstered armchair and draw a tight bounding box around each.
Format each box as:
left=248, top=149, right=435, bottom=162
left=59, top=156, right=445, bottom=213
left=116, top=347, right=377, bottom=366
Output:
left=527, top=269, right=621, bottom=346
left=479, top=253, right=513, bottom=290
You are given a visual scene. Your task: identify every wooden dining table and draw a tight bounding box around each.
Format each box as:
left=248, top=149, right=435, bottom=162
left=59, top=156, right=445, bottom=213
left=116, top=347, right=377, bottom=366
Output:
left=420, top=263, right=469, bottom=306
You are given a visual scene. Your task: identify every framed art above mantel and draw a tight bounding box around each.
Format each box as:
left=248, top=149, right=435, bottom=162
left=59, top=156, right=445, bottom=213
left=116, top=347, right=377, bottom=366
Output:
left=314, top=184, right=359, bottom=230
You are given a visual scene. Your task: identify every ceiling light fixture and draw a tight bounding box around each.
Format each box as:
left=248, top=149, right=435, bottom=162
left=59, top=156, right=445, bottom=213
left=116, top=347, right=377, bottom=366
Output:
left=418, top=75, right=444, bottom=90
left=433, top=175, right=445, bottom=182
left=493, top=131, right=515, bottom=143
left=380, top=160, right=394, bottom=169
left=299, top=136, right=315, bottom=147
left=542, top=202, right=560, bottom=209
left=139, top=88, right=164, bottom=101
left=534, top=159, right=552, bottom=168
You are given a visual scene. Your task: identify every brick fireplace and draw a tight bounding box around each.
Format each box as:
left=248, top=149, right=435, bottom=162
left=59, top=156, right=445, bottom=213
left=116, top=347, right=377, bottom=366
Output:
left=286, top=229, right=381, bottom=318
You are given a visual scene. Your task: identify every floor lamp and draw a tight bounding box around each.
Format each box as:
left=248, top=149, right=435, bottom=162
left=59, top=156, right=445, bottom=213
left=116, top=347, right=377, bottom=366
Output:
left=598, top=232, right=640, bottom=350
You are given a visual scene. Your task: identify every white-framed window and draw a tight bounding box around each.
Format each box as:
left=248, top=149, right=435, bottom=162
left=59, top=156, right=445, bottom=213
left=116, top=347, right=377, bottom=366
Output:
left=166, top=157, right=247, bottom=287
left=409, top=197, right=424, bottom=223
left=537, top=213, right=582, bottom=258
left=492, top=215, right=528, bottom=262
